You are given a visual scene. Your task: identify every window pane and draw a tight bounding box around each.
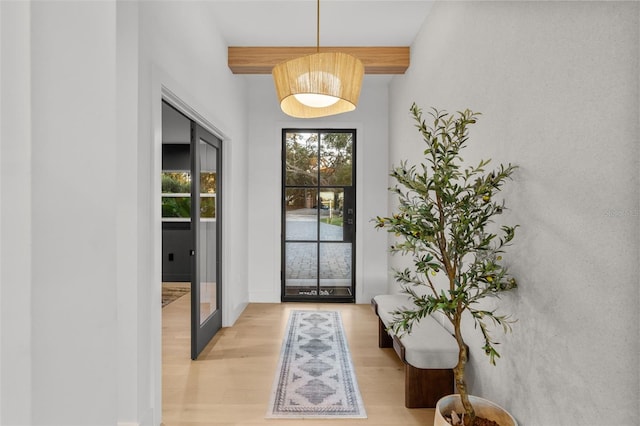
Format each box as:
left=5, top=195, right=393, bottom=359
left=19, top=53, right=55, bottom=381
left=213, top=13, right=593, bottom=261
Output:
left=200, top=196, right=216, bottom=218
left=285, top=132, right=318, bottom=186
left=200, top=172, right=216, bottom=194
left=320, top=132, right=352, bottom=186
left=285, top=242, right=317, bottom=296
left=285, top=188, right=318, bottom=240
left=162, top=197, right=190, bottom=218
left=319, top=243, right=351, bottom=282
left=162, top=172, right=191, bottom=193
left=319, top=188, right=344, bottom=241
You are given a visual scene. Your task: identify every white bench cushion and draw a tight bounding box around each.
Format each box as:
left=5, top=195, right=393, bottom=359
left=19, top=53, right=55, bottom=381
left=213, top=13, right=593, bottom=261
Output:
left=373, top=294, right=415, bottom=328
left=397, top=315, right=459, bottom=369
left=373, top=294, right=459, bottom=369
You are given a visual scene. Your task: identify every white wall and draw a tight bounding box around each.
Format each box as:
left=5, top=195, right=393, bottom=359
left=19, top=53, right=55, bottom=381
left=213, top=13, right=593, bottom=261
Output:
left=246, top=75, right=390, bottom=304
left=0, top=1, right=250, bottom=425
left=2, top=2, right=125, bottom=424
left=1, top=1, right=33, bottom=424
left=388, top=2, right=639, bottom=425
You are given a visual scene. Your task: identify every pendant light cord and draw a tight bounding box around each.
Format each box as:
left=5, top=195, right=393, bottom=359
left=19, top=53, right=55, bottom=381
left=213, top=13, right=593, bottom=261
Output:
left=316, top=0, right=320, bottom=53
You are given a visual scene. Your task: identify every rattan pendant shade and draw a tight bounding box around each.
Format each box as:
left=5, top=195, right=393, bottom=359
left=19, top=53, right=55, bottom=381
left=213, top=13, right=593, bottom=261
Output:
left=271, top=0, right=364, bottom=119
left=272, top=51, right=364, bottom=118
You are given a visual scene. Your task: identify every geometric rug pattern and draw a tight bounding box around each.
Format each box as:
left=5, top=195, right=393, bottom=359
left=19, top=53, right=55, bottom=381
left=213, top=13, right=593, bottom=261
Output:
left=266, top=310, right=367, bottom=418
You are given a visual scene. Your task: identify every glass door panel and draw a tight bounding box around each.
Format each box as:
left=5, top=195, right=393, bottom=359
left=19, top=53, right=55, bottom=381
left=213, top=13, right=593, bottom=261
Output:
left=191, top=124, right=222, bottom=360
left=319, top=132, right=353, bottom=186
left=285, top=188, right=318, bottom=240
left=198, top=142, right=217, bottom=325
left=285, top=132, right=318, bottom=186
left=319, top=243, right=352, bottom=296
left=284, top=242, right=318, bottom=296
left=319, top=188, right=344, bottom=241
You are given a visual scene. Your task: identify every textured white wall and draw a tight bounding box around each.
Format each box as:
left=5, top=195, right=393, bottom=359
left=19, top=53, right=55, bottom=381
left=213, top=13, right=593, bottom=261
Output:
left=246, top=75, right=390, bottom=304
left=388, top=2, right=639, bottom=425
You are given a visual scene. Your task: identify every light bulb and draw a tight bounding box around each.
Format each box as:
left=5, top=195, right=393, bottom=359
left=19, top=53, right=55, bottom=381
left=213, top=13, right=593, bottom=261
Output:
left=294, top=93, right=340, bottom=108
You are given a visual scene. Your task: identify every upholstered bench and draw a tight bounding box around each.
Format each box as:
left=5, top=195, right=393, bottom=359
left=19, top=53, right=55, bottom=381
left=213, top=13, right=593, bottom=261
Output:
left=371, top=294, right=459, bottom=408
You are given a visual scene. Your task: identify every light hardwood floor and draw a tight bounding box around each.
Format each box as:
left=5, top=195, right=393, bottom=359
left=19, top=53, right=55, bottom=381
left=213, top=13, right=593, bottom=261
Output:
left=162, top=296, right=435, bottom=425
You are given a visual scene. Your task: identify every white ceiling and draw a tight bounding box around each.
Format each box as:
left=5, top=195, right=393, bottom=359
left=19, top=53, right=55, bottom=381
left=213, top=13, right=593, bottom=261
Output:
left=207, top=0, right=433, bottom=47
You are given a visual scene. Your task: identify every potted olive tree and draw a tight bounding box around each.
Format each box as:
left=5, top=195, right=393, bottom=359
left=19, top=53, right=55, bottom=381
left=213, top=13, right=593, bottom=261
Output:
left=375, top=104, right=518, bottom=426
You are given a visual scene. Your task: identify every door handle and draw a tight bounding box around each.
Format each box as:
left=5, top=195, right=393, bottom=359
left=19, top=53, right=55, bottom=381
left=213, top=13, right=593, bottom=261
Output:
left=190, top=249, right=195, bottom=256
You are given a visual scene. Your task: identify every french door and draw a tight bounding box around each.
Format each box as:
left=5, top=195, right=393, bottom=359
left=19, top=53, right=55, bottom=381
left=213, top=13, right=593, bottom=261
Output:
left=282, top=129, right=356, bottom=303
left=190, top=123, right=222, bottom=359
left=161, top=101, right=222, bottom=359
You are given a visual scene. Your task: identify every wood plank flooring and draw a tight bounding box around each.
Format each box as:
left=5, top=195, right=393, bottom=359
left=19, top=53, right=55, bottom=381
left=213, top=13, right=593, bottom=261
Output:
left=162, top=296, right=435, bottom=425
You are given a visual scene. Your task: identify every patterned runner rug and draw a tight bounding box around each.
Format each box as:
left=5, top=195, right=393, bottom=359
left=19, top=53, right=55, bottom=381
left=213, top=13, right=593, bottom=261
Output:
left=266, top=310, right=367, bottom=418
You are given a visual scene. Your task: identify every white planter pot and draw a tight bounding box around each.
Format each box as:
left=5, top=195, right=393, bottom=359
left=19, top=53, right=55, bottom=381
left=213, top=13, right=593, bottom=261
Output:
left=434, top=394, right=517, bottom=426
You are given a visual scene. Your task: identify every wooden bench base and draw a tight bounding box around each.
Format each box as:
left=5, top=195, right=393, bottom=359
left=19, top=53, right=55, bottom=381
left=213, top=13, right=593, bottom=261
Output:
left=405, top=364, right=453, bottom=408
left=378, top=317, right=393, bottom=348
left=373, top=300, right=455, bottom=408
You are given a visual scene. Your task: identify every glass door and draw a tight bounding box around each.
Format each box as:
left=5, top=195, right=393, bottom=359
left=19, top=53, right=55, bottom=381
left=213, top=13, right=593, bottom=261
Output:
left=282, top=130, right=356, bottom=302
left=191, top=123, right=222, bottom=359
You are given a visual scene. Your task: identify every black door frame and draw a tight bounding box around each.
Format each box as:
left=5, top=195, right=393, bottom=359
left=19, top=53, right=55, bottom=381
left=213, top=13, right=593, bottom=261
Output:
left=190, top=122, right=223, bottom=359
left=160, top=99, right=223, bottom=360
left=281, top=128, right=356, bottom=303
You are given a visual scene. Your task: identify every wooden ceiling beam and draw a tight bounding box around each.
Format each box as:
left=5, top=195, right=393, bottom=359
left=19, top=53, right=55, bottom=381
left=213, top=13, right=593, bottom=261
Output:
left=228, top=46, right=410, bottom=75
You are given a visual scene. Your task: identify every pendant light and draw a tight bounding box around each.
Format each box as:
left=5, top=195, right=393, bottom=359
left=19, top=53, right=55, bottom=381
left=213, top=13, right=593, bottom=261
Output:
left=272, top=0, right=364, bottom=119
